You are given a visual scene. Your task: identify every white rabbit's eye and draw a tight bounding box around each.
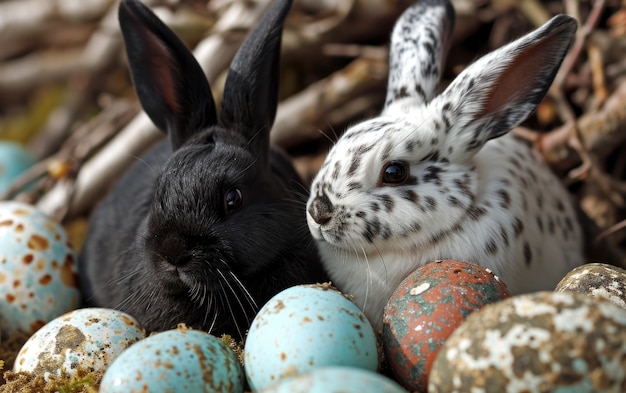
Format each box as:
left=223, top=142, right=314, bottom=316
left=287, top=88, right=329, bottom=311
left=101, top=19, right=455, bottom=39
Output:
left=225, top=188, right=243, bottom=211
left=380, top=161, right=409, bottom=186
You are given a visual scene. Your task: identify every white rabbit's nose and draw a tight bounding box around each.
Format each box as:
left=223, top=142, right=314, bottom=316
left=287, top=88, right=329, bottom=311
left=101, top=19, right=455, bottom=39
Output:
left=308, top=193, right=334, bottom=226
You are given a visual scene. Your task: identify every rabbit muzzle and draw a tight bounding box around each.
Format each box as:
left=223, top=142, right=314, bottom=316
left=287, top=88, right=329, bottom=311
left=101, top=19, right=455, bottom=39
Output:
left=308, top=193, right=334, bottom=226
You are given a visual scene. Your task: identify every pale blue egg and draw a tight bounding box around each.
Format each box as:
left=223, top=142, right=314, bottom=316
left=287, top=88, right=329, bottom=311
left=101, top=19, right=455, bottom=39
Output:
left=244, top=285, right=379, bottom=391
left=100, top=329, right=244, bottom=393
left=259, top=367, right=407, bottom=393
left=0, top=201, right=80, bottom=335
left=0, top=141, right=35, bottom=194
left=13, top=308, right=145, bottom=379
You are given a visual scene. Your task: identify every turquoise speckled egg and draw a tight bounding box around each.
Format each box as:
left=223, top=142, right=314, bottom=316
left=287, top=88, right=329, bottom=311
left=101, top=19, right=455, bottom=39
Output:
left=100, top=329, right=244, bottom=393
left=0, top=201, right=80, bottom=335
left=259, top=366, right=407, bottom=393
left=0, top=141, right=35, bottom=194
left=244, top=284, right=379, bottom=391
left=13, top=308, right=145, bottom=379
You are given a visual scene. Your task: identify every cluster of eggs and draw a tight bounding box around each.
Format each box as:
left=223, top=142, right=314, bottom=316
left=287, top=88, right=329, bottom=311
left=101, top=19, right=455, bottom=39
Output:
left=8, top=284, right=401, bottom=392
left=6, top=255, right=626, bottom=392
left=382, top=261, right=626, bottom=392
left=1, top=142, right=626, bottom=391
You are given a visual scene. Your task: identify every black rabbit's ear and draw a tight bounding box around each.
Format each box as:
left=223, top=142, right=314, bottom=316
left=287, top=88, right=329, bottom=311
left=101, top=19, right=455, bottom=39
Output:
left=119, top=0, right=218, bottom=150
left=219, top=0, right=292, bottom=152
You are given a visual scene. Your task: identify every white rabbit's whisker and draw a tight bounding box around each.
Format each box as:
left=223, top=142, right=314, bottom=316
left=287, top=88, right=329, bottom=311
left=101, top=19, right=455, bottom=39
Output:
left=318, top=127, right=338, bottom=145
left=358, top=242, right=372, bottom=316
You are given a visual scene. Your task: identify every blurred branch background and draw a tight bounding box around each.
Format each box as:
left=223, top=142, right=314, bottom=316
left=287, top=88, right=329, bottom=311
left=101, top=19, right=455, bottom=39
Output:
left=0, top=0, right=625, bottom=262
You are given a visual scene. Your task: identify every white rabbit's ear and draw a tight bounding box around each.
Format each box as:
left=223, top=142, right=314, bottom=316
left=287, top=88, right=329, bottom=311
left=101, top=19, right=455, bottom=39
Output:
left=383, top=0, right=455, bottom=114
left=435, top=15, right=577, bottom=159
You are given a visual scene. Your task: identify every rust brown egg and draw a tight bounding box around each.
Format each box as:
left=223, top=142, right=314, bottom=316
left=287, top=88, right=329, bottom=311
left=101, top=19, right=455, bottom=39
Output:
left=382, top=260, right=511, bottom=392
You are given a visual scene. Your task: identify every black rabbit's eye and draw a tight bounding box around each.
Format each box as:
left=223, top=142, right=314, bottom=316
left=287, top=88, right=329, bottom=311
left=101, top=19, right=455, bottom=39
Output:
left=224, top=188, right=243, bottom=211
left=381, top=161, right=409, bottom=186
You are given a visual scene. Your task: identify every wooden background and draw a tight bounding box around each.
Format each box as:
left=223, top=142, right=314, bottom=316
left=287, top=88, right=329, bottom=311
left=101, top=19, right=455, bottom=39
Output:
left=0, top=0, right=625, bottom=274
left=1, top=0, right=626, bottom=390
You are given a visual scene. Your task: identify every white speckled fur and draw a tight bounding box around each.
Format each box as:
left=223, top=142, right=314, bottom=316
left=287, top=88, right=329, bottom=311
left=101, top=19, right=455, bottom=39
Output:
left=306, top=0, right=583, bottom=329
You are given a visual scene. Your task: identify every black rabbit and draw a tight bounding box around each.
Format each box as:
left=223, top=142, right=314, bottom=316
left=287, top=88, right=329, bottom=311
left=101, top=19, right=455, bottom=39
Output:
left=78, top=0, right=328, bottom=340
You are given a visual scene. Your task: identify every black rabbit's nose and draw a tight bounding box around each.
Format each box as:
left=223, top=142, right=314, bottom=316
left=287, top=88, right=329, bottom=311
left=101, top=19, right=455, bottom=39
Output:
left=309, top=193, right=334, bottom=226
left=159, top=235, right=190, bottom=266
left=171, top=254, right=192, bottom=267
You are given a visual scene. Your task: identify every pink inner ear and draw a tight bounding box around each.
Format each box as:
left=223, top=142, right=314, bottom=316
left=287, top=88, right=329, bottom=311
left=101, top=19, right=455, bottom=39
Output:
left=477, top=32, right=565, bottom=118
left=141, top=28, right=180, bottom=117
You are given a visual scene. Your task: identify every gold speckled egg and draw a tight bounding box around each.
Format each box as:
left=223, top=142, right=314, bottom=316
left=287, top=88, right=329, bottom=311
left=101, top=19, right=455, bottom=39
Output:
left=429, top=291, right=626, bottom=393
left=555, top=263, right=626, bottom=309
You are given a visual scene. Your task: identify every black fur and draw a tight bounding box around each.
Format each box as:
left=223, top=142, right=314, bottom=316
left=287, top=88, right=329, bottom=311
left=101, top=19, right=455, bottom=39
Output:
left=79, top=0, right=327, bottom=340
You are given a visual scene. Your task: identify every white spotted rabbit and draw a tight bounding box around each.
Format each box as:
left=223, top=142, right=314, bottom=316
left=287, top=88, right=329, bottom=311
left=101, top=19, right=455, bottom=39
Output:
left=79, top=0, right=328, bottom=340
left=306, top=0, right=583, bottom=329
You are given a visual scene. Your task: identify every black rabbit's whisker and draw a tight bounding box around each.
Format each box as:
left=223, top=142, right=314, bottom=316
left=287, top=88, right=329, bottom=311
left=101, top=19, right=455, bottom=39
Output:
left=109, top=267, right=143, bottom=310
left=289, top=180, right=310, bottom=196
left=145, top=288, right=159, bottom=313
left=188, top=283, right=202, bottom=305
left=219, top=276, right=243, bottom=340
left=128, top=154, right=160, bottom=178
left=244, top=126, right=266, bottom=150
left=232, top=156, right=260, bottom=182
left=217, top=269, right=247, bottom=319
left=228, top=270, right=258, bottom=310
left=206, top=302, right=219, bottom=336
left=200, top=286, right=213, bottom=329
left=281, top=199, right=308, bottom=209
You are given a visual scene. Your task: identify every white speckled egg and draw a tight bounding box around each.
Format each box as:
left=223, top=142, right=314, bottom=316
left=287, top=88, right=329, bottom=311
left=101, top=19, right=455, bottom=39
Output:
left=258, top=366, right=407, bottom=393
left=244, top=284, right=379, bottom=392
left=0, top=141, right=35, bottom=194
left=429, top=291, right=626, bottom=392
left=556, top=263, right=626, bottom=309
left=13, top=307, right=145, bottom=379
left=100, top=329, right=244, bottom=393
left=0, top=201, right=80, bottom=335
